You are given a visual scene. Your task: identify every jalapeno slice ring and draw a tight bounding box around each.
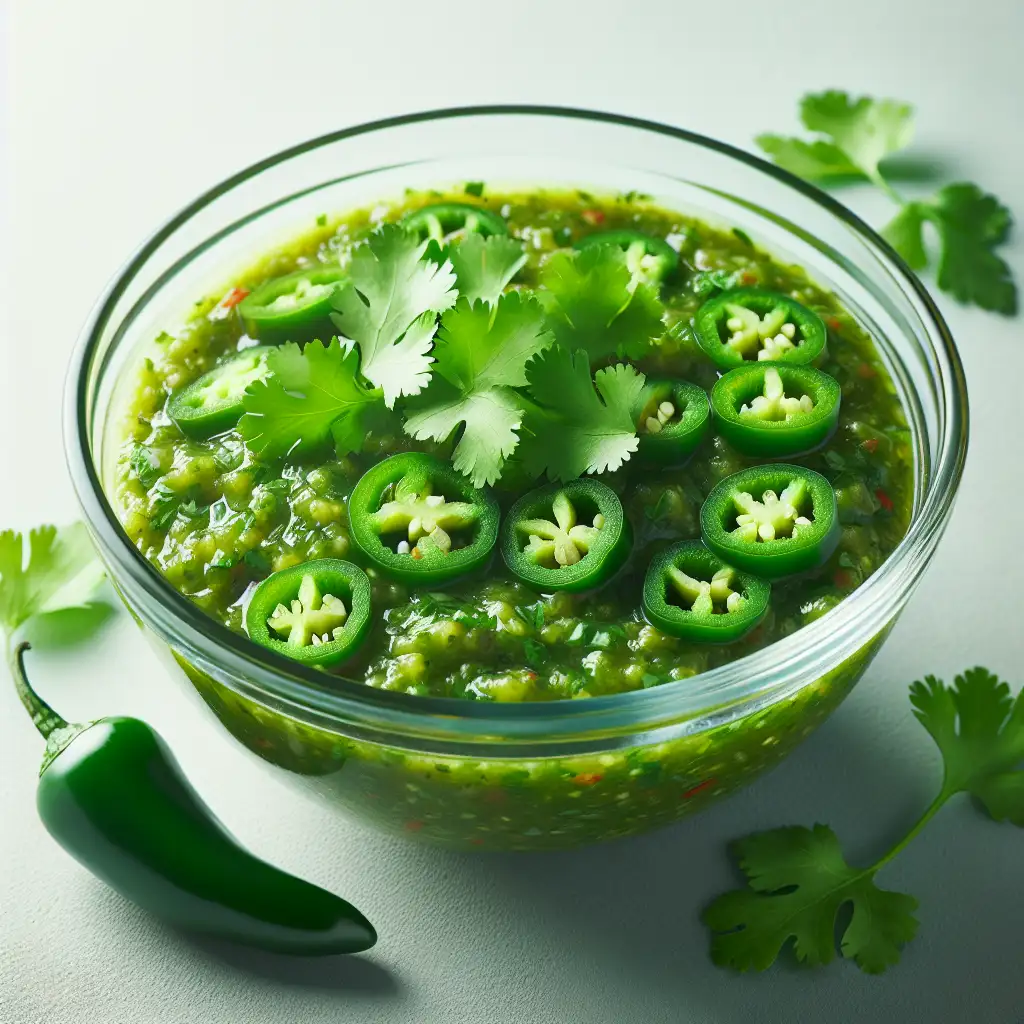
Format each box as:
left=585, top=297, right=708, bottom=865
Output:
left=574, top=230, right=678, bottom=284
left=245, top=559, right=372, bottom=666
left=711, top=363, right=841, bottom=457
left=501, top=479, right=631, bottom=593
left=633, top=378, right=711, bottom=464
left=642, top=541, right=770, bottom=643
left=238, top=266, right=348, bottom=334
left=694, top=287, right=827, bottom=369
left=401, top=202, right=508, bottom=245
left=349, top=453, right=499, bottom=586
left=167, top=345, right=274, bottom=439
left=700, top=464, right=840, bottom=579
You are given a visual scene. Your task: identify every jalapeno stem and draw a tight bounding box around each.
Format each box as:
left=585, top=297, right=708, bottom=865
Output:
left=7, top=640, right=68, bottom=741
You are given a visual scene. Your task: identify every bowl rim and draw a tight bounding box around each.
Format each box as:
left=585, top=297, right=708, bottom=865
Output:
left=64, top=104, right=968, bottom=739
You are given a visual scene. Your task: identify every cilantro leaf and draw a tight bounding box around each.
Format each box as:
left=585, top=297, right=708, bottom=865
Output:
left=448, top=234, right=527, bottom=305
left=703, top=824, right=919, bottom=975
left=239, top=338, right=382, bottom=459
left=881, top=202, right=928, bottom=270
left=0, top=524, right=106, bottom=640
left=754, top=135, right=861, bottom=181
left=910, top=667, right=1024, bottom=823
left=538, top=246, right=664, bottom=362
left=921, top=184, right=1017, bottom=315
left=404, top=292, right=554, bottom=486
left=329, top=225, right=457, bottom=406
left=519, top=347, right=645, bottom=480
left=799, top=91, right=914, bottom=185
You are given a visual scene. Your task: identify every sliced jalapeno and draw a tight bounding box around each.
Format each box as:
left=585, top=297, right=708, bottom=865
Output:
left=402, top=202, right=508, bottom=245
left=245, top=559, right=372, bottom=666
left=349, top=453, right=499, bottom=586
left=633, top=378, right=711, bottom=464
left=711, top=363, right=841, bottom=457
left=701, top=464, right=840, bottom=579
left=238, top=266, right=348, bottom=335
left=694, top=287, right=827, bottom=369
left=500, top=479, right=631, bottom=593
left=642, top=541, right=770, bottom=643
left=574, top=230, right=678, bottom=284
left=167, top=346, right=274, bottom=439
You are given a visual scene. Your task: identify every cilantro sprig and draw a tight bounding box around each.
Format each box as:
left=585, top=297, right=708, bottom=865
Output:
left=538, top=245, right=665, bottom=361
left=239, top=339, right=382, bottom=459
left=519, top=346, right=645, bottom=481
left=403, top=292, right=554, bottom=486
left=329, top=224, right=457, bottom=406
left=704, top=667, right=1024, bottom=974
left=757, top=90, right=1017, bottom=315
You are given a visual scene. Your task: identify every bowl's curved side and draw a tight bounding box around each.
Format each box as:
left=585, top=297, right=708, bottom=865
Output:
left=167, top=626, right=889, bottom=851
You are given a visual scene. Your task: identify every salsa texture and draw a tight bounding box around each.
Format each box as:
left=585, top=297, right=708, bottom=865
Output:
left=113, top=187, right=912, bottom=706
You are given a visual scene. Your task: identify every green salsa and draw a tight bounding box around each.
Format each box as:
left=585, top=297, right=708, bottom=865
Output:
left=108, top=186, right=913, bottom=848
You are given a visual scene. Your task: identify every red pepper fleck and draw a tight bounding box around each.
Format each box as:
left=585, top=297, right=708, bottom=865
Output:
left=220, top=286, right=249, bottom=309
left=826, top=316, right=841, bottom=332
left=861, top=438, right=880, bottom=455
left=469, top=838, right=485, bottom=846
left=875, top=488, right=894, bottom=513
left=740, top=271, right=758, bottom=286
left=682, top=777, right=717, bottom=800
left=857, top=362, right=877, bottom=380
left=524, top=671, right=538, bottom=682
left=833, top=569, right=854, bottom=590
left=411, top=548, right=423, bottom=560
left=405, top=820, right=424, bottom=832
left=573, top=772, right=603, bottom=786
left=581, top=209, right=605, bottom=226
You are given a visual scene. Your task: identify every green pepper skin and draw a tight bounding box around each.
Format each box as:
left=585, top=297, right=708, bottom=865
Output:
left=711, top=363, right=841, bottom=457
left=348, top=453, right=500, bottom=586
left=238, top=265, right=348, bottom=337
left=35, top=715, right=376, bottom=955
left=694, top=287, right=827, bottom=370
left=167, top=346, right=274, bottom=439
left=500, top=479, right=631, bottom=593
left=401, top=202, right=508, bottom=242
left=573, top=230, right=678, bottom=282
left=642, top=542, right=770, bottom=643
left=633, top=378, right=711, bottom=465
left=245, top=559, right=372, bottom=667
left=700, top=464, right=840, bottom=579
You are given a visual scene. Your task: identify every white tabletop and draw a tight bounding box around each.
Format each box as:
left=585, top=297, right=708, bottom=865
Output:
left=3, top=2, right=1023, bottom=1021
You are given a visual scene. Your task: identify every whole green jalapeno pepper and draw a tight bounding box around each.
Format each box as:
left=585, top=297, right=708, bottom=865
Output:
left=10, top=643, right=376, bottom=956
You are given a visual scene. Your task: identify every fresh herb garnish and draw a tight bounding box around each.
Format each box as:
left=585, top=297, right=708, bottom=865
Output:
left=404, top=292, right=554, bottom=486
left=447, top=235, right=528, bottom=306
left=704, top=667, right=1024, bottom=974
left=538, top=245, right=665, bottom=361
left=463, top=181, right=485, bottom=198
left=329, top=224, right=457, bottom=406
left=239, top=338, right=382, bottom=460
left=129, top=444, right=162, bottom=490
left=519, top=346, right=645, bottom=481
left=756, top=90, right=1016, bottom=314
left=0, top=524, right=108, bottom=660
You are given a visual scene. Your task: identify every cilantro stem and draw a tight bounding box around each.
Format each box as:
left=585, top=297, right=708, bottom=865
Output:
left=6, top=638, right=68, bottom=741
left=871, top=791, right=949, bottom=872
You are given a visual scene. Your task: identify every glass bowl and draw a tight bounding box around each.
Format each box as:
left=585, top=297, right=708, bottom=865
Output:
left=64, top=107, right=967, bottom=851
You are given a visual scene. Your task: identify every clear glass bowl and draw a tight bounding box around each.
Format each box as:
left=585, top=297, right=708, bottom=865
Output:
left=64, top=107, right=967, bottom=851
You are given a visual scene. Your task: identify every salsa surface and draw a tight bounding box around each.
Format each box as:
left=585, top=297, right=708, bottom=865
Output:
left=112, top=187, right=913, bottom=701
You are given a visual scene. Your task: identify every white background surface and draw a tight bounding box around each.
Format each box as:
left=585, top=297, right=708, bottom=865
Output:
left=2, top=2, right=1023, bottom=1021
